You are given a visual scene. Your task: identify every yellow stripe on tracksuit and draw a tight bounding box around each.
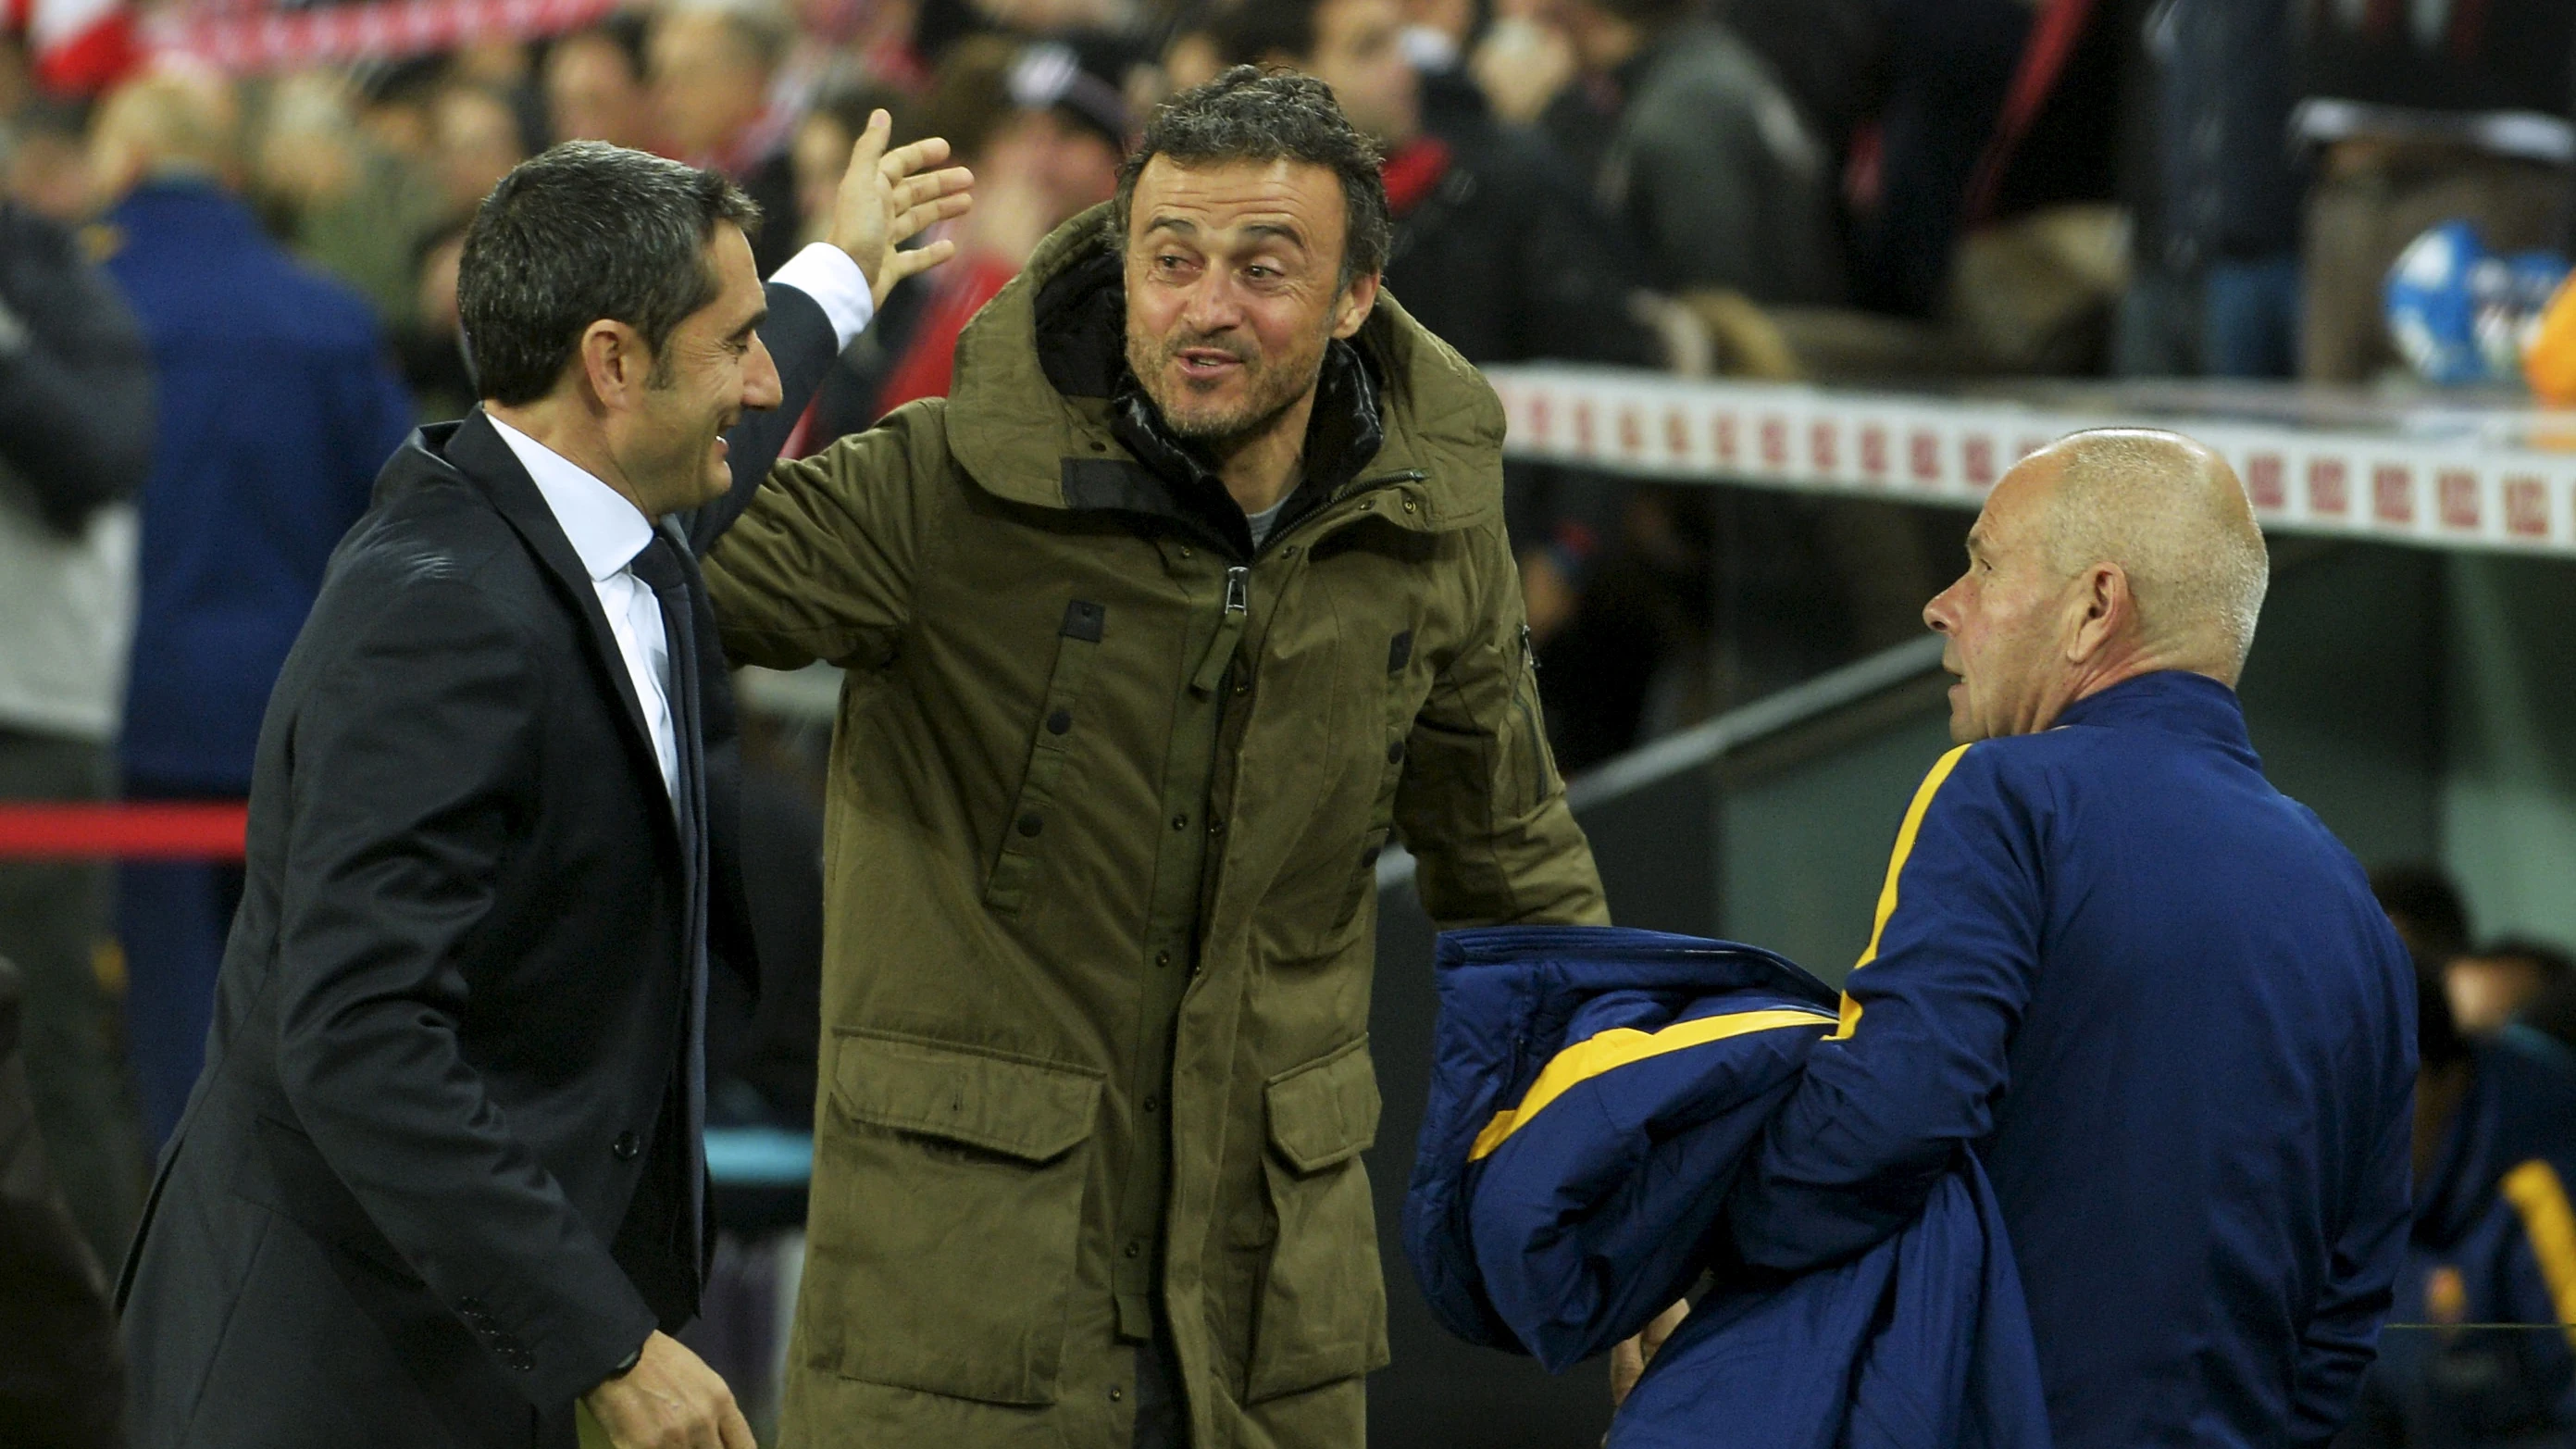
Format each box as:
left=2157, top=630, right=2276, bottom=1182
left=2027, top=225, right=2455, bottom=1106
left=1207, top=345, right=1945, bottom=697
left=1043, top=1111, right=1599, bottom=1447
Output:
left=2501, top=1157, right=2576, bottom=1350
left=1466, top=1008, right=1839, bottom=1162
left=1830, top=743, right=1974, bottom=1042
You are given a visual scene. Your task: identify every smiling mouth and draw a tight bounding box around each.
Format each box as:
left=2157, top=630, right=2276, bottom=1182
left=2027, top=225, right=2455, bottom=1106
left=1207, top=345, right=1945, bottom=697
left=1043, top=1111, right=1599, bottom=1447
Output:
left=1176, top=349, right=1244, bottom=376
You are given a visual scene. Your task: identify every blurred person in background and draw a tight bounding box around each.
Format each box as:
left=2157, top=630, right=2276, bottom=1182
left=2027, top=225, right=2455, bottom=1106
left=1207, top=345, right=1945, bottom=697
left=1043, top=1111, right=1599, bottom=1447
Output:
left=545, top=17, right=664, bottom=152
left=870, top=35, right=1126, bottom=414
left=2296, top=0, right=2576, bottom=382
left=263, top=67, right=451, bottom=334
left=2446, top=939, right=2574, bottom=1039
left=2114, top=0, right=2304, bottom=380
left=1542, top=0, right=1842, bottom=304
left=88, top=68, right=415, bottom=1149
left=0, top=124, right=154, bottom=1276
left=2372, top=863, right=2475, bottom=967
left=431, top=82, right=533, bottom=221
left=653, top=0, right=807, bottom=274
left=394, top=219, right=478, bottom=422
left=2, top=100, right=96, bottom=223
left=2334, top=958, right=2576, bottom=1448
left=0, top=958, right=124, bottom=1448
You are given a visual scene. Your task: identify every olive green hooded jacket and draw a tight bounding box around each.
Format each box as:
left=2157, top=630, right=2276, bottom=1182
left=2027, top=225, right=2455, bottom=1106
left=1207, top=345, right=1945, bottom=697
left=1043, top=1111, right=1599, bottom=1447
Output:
left=705, top=206, right=1608, bottom=1448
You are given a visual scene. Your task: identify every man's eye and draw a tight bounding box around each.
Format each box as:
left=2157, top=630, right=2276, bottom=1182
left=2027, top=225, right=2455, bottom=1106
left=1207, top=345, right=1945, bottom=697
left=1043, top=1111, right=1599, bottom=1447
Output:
left=1247, top=266, right=1276, bottom=280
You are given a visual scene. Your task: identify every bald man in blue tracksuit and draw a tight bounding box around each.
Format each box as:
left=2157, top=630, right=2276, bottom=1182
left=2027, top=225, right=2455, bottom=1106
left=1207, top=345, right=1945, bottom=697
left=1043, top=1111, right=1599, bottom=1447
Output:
left=1723, top=431, right=2416, bottom=1448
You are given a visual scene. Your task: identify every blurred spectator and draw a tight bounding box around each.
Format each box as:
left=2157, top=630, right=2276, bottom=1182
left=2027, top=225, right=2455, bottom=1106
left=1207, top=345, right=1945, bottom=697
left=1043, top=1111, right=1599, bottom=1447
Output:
left=652, top=0, right=805, bottom=273
left=2448, top=939, right=2574, bottom=1038
left=1545, top=0, right=1843, bottom=304
left=2114, top=0, right=2304, bottom=380
left=0, top=167, right=152, bottom=1273
left=544, top=17, right=663, bottom=150
left=872, top=36, right=1122, bottom=414
left=2371, top=862, right=2475, bottom=966
left=2334, top=957, right=2576, bottom=1448
left=2, top=101, right=93, bottom=224
left=392, top=220, right=475, bottom=422
left=263, top=68, right=449, bottom=332
left=0, top=958, right=124, bottom=1448
left=88, top=69, right=414, bottom=1146
left=789, top=76, right=907, bottom=246
left=429, top=83, right=530, bottom=219
left=1838, top=0, right=2023, bottom=319
left=2295, top=0, right=2576, bottom=382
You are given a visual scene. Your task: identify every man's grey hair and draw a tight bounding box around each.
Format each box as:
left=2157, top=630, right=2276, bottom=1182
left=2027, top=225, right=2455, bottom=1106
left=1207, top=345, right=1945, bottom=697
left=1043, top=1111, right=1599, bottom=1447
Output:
left=2045, top=429, right=2271, bottom=676
left=458, top=141, right=760, bottom=405
left=1108, top=65, right=1391, bottom=291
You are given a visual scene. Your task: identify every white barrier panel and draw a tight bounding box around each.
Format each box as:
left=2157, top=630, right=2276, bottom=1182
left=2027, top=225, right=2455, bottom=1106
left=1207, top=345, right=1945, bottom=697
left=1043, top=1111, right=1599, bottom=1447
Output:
left=1486, top=366, right=2576, bottom=558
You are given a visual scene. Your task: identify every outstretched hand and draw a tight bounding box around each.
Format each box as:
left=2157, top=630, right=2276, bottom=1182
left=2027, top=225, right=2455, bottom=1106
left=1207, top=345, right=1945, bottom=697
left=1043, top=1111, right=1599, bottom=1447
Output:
left=827, top=107, right=976, bottom=307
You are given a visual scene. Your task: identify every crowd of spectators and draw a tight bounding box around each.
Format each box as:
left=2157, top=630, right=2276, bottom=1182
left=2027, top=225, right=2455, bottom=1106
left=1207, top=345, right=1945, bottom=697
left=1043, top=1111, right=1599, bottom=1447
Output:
left=3, top=1, right=2576, bottom=1438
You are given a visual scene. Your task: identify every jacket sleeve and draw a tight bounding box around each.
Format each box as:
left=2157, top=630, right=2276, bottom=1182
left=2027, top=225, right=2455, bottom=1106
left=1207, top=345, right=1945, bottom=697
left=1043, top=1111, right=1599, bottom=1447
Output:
left=1394, top=518, right=1608, bottom=930
left=271, top=570, right=658, bottom=1406
left=1728, top=743, right=2043, bottom=1269
left=2288, top=1093, right=2410, bottom=1446
left=0, top=221, right=153, bottom=534
left=702, top=400, right=937, bottom=672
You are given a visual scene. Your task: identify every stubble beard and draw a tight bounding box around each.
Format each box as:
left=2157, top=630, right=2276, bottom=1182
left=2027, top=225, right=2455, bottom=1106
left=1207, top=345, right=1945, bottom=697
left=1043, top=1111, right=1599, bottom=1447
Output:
left=1128, top=326, right=1325, bottom=449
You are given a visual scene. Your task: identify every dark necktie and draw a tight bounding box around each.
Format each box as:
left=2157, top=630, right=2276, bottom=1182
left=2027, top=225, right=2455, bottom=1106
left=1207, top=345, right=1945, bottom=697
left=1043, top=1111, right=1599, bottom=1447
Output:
left=626, top=527, right=710, bottom=1257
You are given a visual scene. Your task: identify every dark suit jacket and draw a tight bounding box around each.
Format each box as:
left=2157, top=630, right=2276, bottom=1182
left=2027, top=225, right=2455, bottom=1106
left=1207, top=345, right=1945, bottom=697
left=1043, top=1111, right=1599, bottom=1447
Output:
left=114, top=281, right=837, bottom=1449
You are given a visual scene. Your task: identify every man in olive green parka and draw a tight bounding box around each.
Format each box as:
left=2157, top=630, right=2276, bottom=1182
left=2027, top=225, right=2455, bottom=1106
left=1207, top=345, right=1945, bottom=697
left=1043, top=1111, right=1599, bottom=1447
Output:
left=706, top=68, right=1607, bottom=1448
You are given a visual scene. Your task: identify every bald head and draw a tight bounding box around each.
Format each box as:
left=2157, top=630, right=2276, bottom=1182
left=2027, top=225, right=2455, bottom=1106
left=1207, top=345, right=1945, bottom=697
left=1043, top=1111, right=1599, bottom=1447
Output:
left=91, top=69, right=242, bottom=201
left=1926, top=426, right=2270, bottom=743
left=2033, top=429, right=2269, bottom=681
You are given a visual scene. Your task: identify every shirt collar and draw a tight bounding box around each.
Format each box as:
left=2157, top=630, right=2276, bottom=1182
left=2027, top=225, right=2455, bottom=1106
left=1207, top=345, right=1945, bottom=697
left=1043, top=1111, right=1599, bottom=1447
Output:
left=486, top=412, right=655, bottom=582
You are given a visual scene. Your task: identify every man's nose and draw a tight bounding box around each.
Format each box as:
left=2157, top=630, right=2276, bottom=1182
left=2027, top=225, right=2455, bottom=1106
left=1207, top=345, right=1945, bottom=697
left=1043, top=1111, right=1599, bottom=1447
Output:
left=743, top=333, right=783, bottom=411
left=1924, top=583, right=1960, bottom=634
left=1180, top=274, right=1245, bottom=334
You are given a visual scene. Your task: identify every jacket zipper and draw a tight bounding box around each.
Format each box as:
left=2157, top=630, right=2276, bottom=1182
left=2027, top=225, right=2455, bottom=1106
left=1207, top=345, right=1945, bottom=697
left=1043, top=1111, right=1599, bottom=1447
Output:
left=1512, top=623, right=1548, bottom=814
left=1189, top=566, right=1251, bottom=695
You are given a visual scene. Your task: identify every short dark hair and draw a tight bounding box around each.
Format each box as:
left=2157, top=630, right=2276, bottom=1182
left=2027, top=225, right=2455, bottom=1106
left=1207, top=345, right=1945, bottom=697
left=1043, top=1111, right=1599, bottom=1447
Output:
left=458, top=141, right=760, bottom=405
left=1109, top=65, right=1389, bottom=290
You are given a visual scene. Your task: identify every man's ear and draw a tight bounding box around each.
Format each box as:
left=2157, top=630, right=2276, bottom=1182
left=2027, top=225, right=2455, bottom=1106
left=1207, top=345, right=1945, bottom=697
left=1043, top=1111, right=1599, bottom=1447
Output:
left=2065, top=562, right=2130, bottom=664
left=1331, top=269, right=1381, bottom=340
left=577, top=319, right=651, bottom=411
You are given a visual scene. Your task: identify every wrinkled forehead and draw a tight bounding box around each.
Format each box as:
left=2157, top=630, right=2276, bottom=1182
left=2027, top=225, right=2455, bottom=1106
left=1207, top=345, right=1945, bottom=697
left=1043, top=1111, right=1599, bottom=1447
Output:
left=1126, top=154, right=1348, bottom=256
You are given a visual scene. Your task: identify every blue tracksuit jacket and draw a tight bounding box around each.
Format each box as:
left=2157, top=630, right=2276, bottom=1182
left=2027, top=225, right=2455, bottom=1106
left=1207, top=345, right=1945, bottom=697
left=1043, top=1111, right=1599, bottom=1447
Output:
left=1728, top=670, right=2419, bottom=1449
left=1407, top=925, right=2051, bottom=1448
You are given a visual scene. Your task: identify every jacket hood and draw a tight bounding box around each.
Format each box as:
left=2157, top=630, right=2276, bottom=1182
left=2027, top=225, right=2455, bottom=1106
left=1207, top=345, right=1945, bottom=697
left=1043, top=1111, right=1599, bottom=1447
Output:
left=942, top=202, right=1504, bottom=536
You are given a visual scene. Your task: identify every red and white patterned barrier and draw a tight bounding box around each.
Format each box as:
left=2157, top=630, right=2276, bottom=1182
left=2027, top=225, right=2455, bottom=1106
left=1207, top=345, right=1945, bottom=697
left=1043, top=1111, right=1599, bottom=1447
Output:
left=145, top=0, right=617, bottom=73
left=1487, top=367, right=2576, bottom=557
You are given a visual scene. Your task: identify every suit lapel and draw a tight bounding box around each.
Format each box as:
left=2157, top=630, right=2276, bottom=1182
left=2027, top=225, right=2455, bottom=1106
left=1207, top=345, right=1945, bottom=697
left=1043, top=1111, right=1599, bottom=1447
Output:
left=446, top=409, right=674, bottom=823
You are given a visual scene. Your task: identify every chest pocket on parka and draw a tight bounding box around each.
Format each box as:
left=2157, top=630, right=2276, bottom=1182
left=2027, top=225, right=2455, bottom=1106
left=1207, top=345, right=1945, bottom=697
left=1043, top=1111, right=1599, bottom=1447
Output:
left=986, top=599, right=1106, bottom=916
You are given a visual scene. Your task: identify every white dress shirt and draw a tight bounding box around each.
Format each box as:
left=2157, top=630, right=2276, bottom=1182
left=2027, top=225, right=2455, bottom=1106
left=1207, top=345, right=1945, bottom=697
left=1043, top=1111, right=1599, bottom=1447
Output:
left=484, top=243, right=877, bottom=807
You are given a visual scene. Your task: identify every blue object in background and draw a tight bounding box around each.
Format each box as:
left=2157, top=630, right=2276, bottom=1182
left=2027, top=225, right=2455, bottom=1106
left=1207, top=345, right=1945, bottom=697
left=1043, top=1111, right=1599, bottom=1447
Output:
left=2386, top=221, right=2570, bottom=385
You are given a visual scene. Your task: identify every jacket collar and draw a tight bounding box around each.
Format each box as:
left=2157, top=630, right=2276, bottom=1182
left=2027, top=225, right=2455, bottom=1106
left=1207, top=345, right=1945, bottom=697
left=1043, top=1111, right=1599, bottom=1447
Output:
left=2051, top=670, right=2259, bottom=766
left=384, top=410, right=673, bottom=815
left=108, top=177, right=263, bottom=244
left=943, top=203, right=1502, bottom=543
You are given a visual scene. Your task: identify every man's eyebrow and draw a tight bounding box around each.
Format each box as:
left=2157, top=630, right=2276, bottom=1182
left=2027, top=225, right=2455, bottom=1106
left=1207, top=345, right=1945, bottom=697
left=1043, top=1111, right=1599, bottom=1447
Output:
left=728, top=307, right=768, bottom=342
left=1143, top=216, right=1199, bottom=238
left=1240, top=221, right=1308, bottom=249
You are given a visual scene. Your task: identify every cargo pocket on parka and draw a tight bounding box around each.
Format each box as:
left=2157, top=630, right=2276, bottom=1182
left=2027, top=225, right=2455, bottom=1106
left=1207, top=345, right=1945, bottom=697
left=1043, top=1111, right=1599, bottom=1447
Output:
left=1249, top=1036, right=1390, bottom=1401
left=817, top=1030, right=1102, bottom=1405
left=987, top=599, right=1107, bottom=916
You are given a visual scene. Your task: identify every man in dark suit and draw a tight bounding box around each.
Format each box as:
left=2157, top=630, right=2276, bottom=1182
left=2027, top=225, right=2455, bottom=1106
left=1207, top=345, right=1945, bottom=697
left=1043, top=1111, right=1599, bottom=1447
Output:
left=113, top=123, right=969, bottom=1449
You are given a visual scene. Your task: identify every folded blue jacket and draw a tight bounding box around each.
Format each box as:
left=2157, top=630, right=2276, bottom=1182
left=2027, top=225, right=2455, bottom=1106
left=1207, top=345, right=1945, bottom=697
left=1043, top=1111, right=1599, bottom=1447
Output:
left=1405, top=925, right=2050, bottom=1449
